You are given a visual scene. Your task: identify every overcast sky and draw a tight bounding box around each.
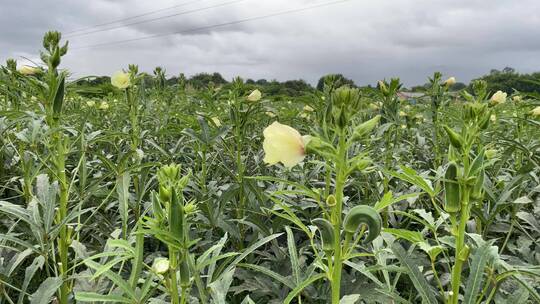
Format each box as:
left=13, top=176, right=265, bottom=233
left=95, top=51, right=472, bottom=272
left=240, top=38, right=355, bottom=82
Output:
left=1, top=0, right=539, bottom=86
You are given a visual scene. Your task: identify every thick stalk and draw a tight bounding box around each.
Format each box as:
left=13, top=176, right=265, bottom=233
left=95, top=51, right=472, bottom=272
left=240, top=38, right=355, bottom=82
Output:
left=330, top=131, right=347, bottom=304
left=234, top=109, right=246, bottom=248
left=431, top=97, right=440, bottom=168
left=450, top=190, right=470, bottom=304
left=126, top=89, right=141, bottom=221
left=169, top=249, right=180, bottom=304
left=55, top=124, right=70, bottom=304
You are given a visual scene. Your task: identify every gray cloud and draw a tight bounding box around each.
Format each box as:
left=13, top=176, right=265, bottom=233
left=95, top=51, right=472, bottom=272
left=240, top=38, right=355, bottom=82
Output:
left=1, top=0, right=539, bottom=86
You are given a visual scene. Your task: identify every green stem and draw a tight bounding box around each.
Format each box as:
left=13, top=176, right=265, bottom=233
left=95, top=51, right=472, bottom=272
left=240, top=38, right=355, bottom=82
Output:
left=330, top=130, right=347, bottom=304
left=126, top=88, right=141, bottom=221
left=450, top=190, right=470, bottom=304
left=169, top=250, right=180, bottom=304
left=54, top=123, right=70, bottom=304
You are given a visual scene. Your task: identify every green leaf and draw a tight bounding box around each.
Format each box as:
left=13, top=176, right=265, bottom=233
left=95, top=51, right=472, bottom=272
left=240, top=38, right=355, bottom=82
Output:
left=241, top=295, right=256, bottom=304
left=18, top=256, right=45, bottom=304
left=283, top=273, right=326, bottom=304
left=375, top=192, right=422, bottom=211
left=340, top=294, right=361, bottom=304
left=387, top=166, right=435, bottom=197
left=383, top=228, right=424, bottom=244
left=74, top=292, right=132, bottom=303
left=238, top=263, right=295, bottom=289
left=391, top=243, right=437, bottom=304
left=116, top=172, right=130, bottom=238
left=84, top=260, right=137, bottom=299
left=52, top=75, right=65, bottom=120
left=209, top=267, right=235, bottom=304
left=285, top=226, right=300, bottom=284
left=30, top=277, right=63, bottom=304
left=214, top=233, right=282, bottom=281
left=463, top=242, right=496, bottom=304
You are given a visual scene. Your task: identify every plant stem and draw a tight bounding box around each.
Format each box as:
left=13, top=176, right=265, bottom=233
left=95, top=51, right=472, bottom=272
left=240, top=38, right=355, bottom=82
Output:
left=54, top=124, right=70, bottom=304
left=330, top=130, right=347, bottom=304
left=169, top=249, right=180, bottom=304
left=450, top=190, right=470, bottom=304
left=126, top=88, right=141, bottom=221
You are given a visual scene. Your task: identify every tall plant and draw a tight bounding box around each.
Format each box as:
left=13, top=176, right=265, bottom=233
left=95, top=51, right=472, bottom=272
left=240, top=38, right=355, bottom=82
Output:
left=262, top=86, right=383, bottom=303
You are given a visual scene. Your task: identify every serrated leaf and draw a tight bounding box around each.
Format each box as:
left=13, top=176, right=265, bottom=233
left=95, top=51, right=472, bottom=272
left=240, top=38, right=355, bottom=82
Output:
left=463, top=242, right=496, bottom=304
left=391, top=243, right=437, bottom=304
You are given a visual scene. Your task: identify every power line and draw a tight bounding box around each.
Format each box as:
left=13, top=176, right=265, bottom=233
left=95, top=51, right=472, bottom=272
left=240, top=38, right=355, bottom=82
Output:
left=71, top=0, right=356, bottom=50
left=65, top=0, right=247, bottom=38
left=65, top=0, right=206, bottom=34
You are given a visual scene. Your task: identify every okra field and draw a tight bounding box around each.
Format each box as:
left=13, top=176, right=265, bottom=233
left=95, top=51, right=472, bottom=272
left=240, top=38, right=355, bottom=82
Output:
left=1, top=31, right=539, bottom=304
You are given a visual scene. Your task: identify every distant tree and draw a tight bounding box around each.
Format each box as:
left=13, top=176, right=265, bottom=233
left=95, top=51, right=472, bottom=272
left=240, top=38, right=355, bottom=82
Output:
left=470, top=67, right=540, bottom=94
left=189, top=72, right=227, bottom=88
left=282, top=79, right=314, bottom=96
left=449, top=82, right=466, bottom=91
left=316, top=74, right=356, bottom=91
left=256, top=79, right=268, bottom=86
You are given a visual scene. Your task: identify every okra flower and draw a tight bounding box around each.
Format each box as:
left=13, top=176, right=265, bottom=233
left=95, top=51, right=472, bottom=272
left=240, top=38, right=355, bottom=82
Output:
left=263, top=121, right=309, bottom=168
left=152, top=258, right=170, bottom=274
left=86, top=100, right=96, bottom=107
left=18, top=65, right=38, bottom=75
left=531, top=106, right=540, bottom=117
left=444, top=77, right=456, bottom=86
left=490, top=91, right=507, bottom=105
left=247, top=89, right=262, bottom=102
left=111, top=71, right=131, bottom=89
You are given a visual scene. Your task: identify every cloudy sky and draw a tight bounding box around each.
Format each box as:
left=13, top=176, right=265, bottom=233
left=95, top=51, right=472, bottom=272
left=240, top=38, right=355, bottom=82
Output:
left=1, top=0, right=539, bottom=86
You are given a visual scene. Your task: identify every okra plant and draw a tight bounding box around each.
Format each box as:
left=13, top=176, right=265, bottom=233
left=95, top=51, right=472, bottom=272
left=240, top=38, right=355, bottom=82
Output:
left=263, top=85, right=383, bottom=303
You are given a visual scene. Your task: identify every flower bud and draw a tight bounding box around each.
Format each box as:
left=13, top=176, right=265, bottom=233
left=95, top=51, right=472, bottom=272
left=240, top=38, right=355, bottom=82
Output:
left=304, top=136, right=334, bottom=156
left=303, top=105, right=314, bottom=112
left=184, top=202, right=198, bottom=214
left=326, top=194, right=337, bottom=207
left=355, top=158, right=372, bottom=171
left=458, top=245, right=470, bottom=261
left=378, top=80, right=388, bottom=94
left=98, top=102, right=110, bottom=110
left=159, top=186, right=171, bottom=202
left=443, top=126, right=464, bottom=150
left=50, top=47, right=61, bottom=68
left=353, top=115, right=380, bottom=139
left=484, top=149, right=498, bottom=159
